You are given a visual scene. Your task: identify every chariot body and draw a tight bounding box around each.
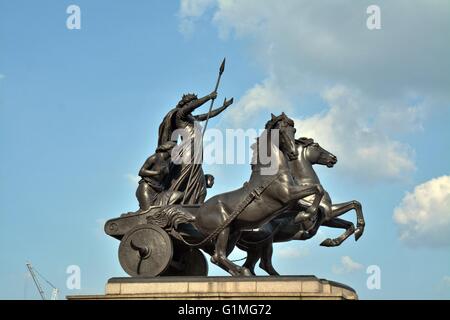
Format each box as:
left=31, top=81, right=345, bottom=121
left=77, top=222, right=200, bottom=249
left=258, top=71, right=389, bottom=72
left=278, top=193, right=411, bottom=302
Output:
left=105, top=205, right=210, bottom=277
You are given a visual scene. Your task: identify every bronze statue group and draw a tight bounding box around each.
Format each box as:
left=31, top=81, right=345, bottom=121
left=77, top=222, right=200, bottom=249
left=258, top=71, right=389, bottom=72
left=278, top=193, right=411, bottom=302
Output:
left=107, top=61, right=365, bottom=277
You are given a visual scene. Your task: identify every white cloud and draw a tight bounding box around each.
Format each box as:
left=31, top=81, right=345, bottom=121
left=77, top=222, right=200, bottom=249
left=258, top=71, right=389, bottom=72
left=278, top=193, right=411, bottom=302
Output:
left=178, top=0, right=215, bottom=36
left=374, top=104, right=425, bottom=134
left=275, top=246, right=309, bottom=259
left=393, top=175, right=450, bottom=247
left=294, top=85, right=417, bottom=181
left=125, top=174, right=140, bottom=186
left=180, top=0, right=214, bottom=17
left=177, top=0, right=450, bottom=182
left=225, top=77, right=292, bottom=127
left=210, top=0, right=450, bottom=101
left=332, top=256, right=364, bottom=274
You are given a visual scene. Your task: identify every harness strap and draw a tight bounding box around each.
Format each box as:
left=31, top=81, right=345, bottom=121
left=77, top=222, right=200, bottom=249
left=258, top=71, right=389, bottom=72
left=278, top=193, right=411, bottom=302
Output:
left=170, top=172, right=281, bottom=247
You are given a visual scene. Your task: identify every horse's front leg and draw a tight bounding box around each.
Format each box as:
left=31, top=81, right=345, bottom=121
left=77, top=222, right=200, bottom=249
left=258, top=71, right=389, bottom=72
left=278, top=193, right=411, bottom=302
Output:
left=320, top=218, right=355, bottom=247
left=210, top=202, right=252, bottom=276
left=211, top=228, right=251, bottom=276
left=290, top=184, right=324, bottom=223
left=329, top=200, right=365, bottom=241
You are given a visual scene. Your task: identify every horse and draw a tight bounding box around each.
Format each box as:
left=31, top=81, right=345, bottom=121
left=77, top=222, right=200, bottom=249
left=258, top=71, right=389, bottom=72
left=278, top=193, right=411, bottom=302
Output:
left=170, top=113, right=325, bottom=276
left=237, top=138, right=366, bottom=275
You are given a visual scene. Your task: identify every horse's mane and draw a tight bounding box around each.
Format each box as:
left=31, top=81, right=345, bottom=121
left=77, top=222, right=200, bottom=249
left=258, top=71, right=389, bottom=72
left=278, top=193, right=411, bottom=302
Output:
left=250, top=113, right=296, bottom=166
left=251, top=114, right=292, bottom=152
left=265, top=113, right=294, bottom=129
left=295, top=137, right=314, bottom=147
left=251, top=137, right=314, bottom=152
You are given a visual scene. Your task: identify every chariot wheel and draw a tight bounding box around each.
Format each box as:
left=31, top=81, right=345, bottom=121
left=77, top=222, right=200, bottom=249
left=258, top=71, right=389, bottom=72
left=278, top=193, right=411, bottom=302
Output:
left=118, top=224, right=173, bottom=277
left=162, top=247, right=208, bottom=276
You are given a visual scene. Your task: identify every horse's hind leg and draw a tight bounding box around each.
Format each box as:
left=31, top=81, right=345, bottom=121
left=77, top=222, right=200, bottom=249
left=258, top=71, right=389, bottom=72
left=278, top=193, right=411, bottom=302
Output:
left=242, top=248, right=260, bottom=276
left=329, top=201, right=365, bottom=241
left=259, top=242, right=279, bottom=276
left=320, top=218, right=355, bottom=247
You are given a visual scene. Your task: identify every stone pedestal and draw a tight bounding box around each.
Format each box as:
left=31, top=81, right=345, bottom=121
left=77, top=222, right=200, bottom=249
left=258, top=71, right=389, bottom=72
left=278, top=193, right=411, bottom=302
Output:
left=67, top=276, right=357, bottom=300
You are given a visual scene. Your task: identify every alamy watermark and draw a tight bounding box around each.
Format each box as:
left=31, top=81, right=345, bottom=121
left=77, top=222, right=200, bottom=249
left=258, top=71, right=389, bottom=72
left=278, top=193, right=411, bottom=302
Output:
left=168, top=123, right=283, bottom=175
left=366, top=5, right=381, bottom=30
left=366, top=265, right=381, bottom=290
left=66, top=265, right=81, bottom=290
left=66, top=5, right=81, bottom=30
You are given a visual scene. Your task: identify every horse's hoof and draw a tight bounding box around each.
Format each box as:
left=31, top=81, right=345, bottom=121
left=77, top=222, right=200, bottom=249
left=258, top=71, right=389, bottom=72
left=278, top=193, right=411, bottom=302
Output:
left=239, top=267, right=253, bottom=276
left=267, top=269, right=280, bottom=276
left=354, top=227, right=364, bottom=241
left=259, top=262, right=280, bottom=276
left=242, top=265, right=256, bottom=276
left=320, top=238, right=336, bottom=247
left=210, top=255, right=219, bottom=265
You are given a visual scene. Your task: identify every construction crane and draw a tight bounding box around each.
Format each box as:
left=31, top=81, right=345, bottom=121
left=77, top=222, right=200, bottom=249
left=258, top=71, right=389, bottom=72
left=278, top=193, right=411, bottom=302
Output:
left=26, top=262, right=58, bottom=300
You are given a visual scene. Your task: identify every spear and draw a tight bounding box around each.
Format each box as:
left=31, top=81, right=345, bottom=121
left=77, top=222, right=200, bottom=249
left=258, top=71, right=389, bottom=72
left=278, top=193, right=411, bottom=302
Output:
left=202, top=58, right=226, bottom=137
left=182, top=58, right=226, bottom=204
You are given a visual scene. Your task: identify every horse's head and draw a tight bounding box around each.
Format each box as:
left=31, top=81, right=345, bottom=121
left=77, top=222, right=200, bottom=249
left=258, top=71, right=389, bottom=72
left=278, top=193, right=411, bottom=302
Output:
left=265, top=112, right=298, bottom=161
left=301, top=138, right=337, bottom=167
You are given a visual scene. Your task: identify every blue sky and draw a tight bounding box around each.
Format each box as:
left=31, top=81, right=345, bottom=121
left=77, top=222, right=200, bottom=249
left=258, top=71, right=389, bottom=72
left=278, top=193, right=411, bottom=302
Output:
left=1, top=0, right=449, bottom=299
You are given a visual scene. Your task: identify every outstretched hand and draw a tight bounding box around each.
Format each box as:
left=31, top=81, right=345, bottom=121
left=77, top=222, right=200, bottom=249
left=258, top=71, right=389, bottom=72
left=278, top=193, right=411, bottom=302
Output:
left=223, top=97, right=234, bottom=108
left=210, top=91, right=218, bottom=100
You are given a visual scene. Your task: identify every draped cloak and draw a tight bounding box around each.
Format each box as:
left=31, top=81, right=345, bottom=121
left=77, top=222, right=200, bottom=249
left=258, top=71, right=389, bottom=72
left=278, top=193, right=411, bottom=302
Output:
left=157, top=108, right=207, bottom=204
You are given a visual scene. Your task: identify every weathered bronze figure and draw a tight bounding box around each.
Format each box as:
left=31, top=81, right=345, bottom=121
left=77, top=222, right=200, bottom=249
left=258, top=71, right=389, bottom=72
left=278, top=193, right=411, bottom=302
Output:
left=158, top=59, right=233, bottom=205
left=135, top=141, right=178, bottom=211
left=104, top=60, right=365, bottom=277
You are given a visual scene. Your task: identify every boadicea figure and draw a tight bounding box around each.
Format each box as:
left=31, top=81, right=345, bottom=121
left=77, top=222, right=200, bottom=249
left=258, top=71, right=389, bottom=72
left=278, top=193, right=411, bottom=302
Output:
left=158, top=91, right=233, bottom=204
left=158, top=59, right=231, bottom=205
left=104, top=60, right=365, bottom=278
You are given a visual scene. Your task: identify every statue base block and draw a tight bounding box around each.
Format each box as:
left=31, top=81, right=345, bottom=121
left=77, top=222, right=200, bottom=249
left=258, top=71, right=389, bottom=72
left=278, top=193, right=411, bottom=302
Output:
left=67, top=276, right=358, bottom=300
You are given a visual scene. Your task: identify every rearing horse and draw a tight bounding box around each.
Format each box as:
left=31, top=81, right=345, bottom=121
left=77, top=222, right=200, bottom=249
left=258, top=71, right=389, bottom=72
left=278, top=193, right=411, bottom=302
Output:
left=237, top=138, right=366, bottom=275
left=173, top=114, right=324, bottom=276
